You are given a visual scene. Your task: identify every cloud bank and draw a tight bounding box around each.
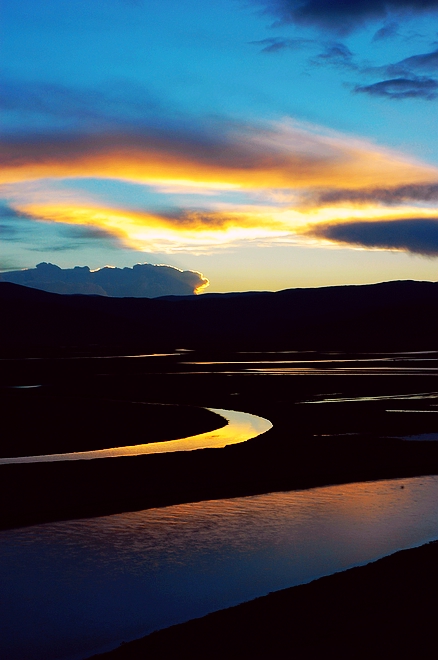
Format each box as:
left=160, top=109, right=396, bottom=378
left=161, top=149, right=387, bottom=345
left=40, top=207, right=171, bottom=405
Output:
left=355, top=77, right=438, bottom=100
left=356, top=48, right=438, bottom=101
left=2, top=119, right=436, bottom=190
left=0, top=262, right=209, bottom=297
left=254, top=0, right=438, bottom=33
left=2, top=111, right=438, bottom=255
left=305, top=217, right=438, bottom=255
left=311, top=182, right=438, bottom=205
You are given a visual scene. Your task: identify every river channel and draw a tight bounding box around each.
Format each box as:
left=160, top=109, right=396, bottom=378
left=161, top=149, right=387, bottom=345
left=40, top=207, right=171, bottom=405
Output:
left=2, top=475, right=438, bottom=660
left=0, top=408, right=272, bottom=465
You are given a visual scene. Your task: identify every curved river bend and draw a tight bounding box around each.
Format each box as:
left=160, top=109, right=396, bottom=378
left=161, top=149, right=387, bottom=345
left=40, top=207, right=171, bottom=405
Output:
left=0, top=408, right=272, bottom=464
left=2, top=475, right=438, bottom=660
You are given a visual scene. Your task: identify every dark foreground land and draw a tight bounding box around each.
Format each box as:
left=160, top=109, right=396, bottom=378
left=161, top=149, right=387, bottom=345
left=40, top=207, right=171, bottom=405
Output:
left=92, top=539, right=438, bottom=659
left=1, top=280, right=438, bottom=657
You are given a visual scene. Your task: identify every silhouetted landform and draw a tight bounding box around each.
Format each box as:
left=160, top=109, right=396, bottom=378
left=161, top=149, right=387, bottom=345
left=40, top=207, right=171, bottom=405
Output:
left=0, top=262, right=208, bottom=297
left=1, top=278, right=438, bottom=356
left=0, top=392, right=225, bottom=458
left=91, top=540, right=438, bottom=659
left=2, top=369, right=438, bottom=530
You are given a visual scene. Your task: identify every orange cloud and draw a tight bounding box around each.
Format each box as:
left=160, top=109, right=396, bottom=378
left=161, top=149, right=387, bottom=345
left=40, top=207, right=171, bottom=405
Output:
left=4, top=120, right=438, bottom=255
left=15, top=202, right=293, bottom=252
left=2, top=121, right=437, bottom=192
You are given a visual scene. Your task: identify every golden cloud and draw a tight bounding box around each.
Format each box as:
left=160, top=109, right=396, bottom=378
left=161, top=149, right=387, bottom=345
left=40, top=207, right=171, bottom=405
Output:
left=2, top=120, right=437, bottom=192
left=3, top=119, right=438, bottom=254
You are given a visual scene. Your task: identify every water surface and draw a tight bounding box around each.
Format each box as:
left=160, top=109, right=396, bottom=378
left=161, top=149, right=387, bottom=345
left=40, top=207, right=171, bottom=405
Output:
left=0, top=408, right=271, bottom=465
left=2, top=476, right=438, bottom=660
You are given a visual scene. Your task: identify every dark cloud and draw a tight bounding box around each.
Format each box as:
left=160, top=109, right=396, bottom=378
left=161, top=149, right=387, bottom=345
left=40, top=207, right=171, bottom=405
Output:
left=305, top=217, right=438, bottom=255
left=254, top=1, right=438, bottom=33
left=355, top=76, right=438, bottom=99
left=353, top=47, right=438, bottom=102
left=0, top=262, right=209, bottom=296
left=372, top=21, right=400, bottom=40
left=250, top=37, right=314, bottom=53
left=0, top=121, right=339, bottom=182
left=385, top=47, right=438, bottom=76
left=157, top=208, right=248, bottom=230
left=0, top=203, right=30, bottom=219
left=313, top=182, right=438, bottom=205
left=60, top=225, right=120, bottom=241
left=313, top=42, right=357, bottom=68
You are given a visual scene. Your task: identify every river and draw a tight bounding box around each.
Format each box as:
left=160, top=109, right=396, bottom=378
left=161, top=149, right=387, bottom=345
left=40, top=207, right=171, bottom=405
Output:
left=2, top=475, right=438, bottom=660
left=0, top=408, right=272, bottom=465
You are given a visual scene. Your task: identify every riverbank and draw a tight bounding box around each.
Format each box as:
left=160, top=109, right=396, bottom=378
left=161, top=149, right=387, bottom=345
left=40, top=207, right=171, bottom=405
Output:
left=91, top=538, right=438, bottom=658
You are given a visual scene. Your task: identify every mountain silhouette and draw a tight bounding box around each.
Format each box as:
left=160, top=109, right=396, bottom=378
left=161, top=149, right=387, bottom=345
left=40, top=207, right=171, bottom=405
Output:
left=1, top=279, right=437, bottom=355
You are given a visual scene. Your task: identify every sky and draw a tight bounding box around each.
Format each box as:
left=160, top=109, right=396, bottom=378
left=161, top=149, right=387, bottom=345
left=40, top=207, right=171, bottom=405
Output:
left=2, top=0, right=438, bottom=293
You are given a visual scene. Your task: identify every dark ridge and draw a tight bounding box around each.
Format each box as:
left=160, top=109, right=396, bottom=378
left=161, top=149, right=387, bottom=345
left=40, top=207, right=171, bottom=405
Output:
left=1, top=279, right=438, bottom=355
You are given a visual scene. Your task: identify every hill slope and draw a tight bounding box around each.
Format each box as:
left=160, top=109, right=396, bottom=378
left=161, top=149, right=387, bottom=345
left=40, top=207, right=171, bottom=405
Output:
left=1, top=279, right=437, bottom=354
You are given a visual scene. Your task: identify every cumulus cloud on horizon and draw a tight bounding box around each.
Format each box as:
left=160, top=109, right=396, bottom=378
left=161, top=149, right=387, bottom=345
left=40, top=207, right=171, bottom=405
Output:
left=0, top=262, right=210, bottom=297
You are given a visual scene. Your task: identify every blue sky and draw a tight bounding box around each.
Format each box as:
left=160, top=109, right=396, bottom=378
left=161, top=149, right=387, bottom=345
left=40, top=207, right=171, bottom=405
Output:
left=2, top=0, right=438, bottom=292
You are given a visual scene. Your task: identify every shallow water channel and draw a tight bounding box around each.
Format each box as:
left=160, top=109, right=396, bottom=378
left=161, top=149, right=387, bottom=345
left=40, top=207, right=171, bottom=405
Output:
left=2, top=475, right=438, bottom=660
left=0, top=408, right=272, bottom=464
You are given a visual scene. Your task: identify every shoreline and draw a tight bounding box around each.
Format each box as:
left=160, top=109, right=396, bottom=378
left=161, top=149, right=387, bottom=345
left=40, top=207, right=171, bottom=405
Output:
left=90, top=538, right=438, bottom=658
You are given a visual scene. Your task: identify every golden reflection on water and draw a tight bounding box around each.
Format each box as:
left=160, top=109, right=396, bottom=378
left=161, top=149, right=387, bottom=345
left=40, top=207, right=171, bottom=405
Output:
left=0, top=408, right=272, bottom=464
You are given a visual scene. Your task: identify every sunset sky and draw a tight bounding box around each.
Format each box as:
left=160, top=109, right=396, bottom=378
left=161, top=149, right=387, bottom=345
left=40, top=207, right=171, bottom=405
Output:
left=2, top=0, right=438, bottom=292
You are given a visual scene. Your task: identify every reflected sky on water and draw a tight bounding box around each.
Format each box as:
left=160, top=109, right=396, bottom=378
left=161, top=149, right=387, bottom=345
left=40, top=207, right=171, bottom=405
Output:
left=2, top=476, right=438, bottom=659
left=0, top=408, right=272, bottom=465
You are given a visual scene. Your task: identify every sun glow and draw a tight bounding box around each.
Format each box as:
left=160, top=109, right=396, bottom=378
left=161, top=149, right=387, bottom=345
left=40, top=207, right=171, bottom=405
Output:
left=15, top=199, right=438, bottom=253
left=3, top=119, right=438, bottom=256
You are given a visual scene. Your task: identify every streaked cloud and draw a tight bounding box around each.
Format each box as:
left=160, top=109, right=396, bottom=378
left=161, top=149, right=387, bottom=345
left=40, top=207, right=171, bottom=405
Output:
left=310, top=182, right=438, bottom=206
left=372, top=21, right=400, bottom=41
left=303, top=217, right=438, bottom=255
left=313, top=42, right=357, bottom=69
left=2, top=118, right=438, bottom=254
left=250, top=37, right=314, bottom=53
left=2, top=119, right=437, bottom=190
left=10, top=202, right=293, bottom=252
left=357, top=47, right=438, bottom=102
left=355, top=77, right=438, bottom=100
left=384, top=48, right=438, bottom=77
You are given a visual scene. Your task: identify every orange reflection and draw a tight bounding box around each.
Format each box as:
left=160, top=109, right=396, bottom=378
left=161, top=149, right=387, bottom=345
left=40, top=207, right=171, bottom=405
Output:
left=0, top=408, right=273, bottom=464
